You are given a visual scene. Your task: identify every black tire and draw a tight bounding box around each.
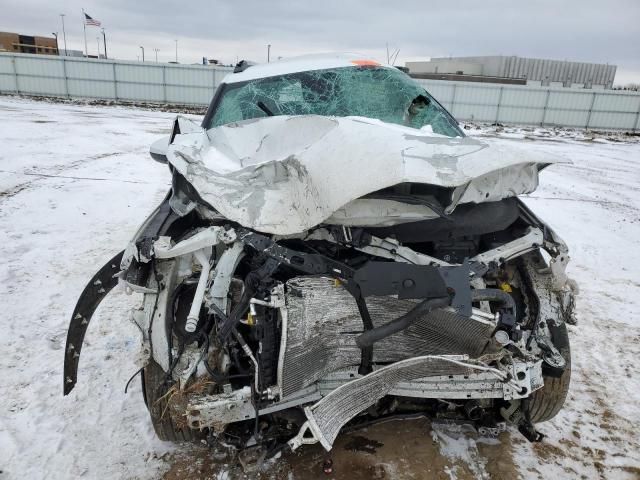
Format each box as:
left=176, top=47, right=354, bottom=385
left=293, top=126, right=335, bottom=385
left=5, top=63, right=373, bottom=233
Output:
left=141, top=359, right=204, bottom=442
left=526, top=322, right=571, bottom=423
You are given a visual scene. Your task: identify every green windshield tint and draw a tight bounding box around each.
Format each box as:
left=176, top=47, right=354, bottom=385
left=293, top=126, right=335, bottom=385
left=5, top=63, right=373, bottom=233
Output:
left=209, top=66, right=462, bottom=137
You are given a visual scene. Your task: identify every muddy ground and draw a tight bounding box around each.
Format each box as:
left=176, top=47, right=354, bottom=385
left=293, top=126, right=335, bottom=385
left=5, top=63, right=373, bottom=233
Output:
left=161, top=415, right=640, bottom=480
left=163, top=419, right=526, bottom=480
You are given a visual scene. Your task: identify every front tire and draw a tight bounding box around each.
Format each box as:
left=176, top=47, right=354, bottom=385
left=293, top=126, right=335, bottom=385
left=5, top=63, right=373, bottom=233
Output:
left=526, top=322, right=572, bottom=423
left=141, top=359, right=204, bottom=442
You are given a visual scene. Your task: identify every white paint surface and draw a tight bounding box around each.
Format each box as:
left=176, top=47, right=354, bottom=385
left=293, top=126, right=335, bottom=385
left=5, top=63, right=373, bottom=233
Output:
left=169, top=115, right=563, bottom=234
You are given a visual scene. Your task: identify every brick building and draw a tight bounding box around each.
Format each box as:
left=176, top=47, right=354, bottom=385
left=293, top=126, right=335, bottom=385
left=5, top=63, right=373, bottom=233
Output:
left=0, top=32, right=58, bottom=55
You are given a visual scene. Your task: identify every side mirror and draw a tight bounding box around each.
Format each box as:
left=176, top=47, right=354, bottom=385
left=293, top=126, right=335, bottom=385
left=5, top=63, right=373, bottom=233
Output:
left=149, top=136, right=170, bottom=164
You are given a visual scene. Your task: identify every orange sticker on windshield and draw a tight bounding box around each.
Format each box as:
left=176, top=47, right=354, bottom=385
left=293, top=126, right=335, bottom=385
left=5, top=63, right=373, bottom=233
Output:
left=351, top=59, right=380, bottom=66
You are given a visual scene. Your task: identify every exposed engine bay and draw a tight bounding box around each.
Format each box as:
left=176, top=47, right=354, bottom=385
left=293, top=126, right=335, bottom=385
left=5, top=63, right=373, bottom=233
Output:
left=63, top=55, right=577, bottom=461
left=64, top=192, right=576, bottom=454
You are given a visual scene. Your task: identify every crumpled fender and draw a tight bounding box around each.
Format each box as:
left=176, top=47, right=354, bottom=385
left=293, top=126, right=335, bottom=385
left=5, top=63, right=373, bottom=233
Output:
left=63, top=250, right=124, bottom=395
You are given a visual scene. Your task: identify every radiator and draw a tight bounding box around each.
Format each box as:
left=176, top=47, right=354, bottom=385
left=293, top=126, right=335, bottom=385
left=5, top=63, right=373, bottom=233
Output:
left=278, top=276, right=495, bottom=398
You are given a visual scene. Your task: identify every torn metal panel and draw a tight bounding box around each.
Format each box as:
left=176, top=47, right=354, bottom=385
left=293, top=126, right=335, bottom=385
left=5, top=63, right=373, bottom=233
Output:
left=167, top=115, right=565, bottom=234
left=472, top=227, right=544, bottom=265
left=144, top=259, right=177, bottom=373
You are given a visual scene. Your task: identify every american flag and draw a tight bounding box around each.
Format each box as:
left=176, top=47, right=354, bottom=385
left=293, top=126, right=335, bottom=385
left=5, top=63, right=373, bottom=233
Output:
left=84, top=13, right=101, bottom=27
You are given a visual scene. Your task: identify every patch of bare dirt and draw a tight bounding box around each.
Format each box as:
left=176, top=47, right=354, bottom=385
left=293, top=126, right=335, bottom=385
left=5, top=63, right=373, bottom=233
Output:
left=162, top=418, right=523, bottom=480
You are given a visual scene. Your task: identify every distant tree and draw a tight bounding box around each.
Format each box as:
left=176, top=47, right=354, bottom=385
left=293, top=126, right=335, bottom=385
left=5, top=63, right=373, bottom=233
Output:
left=617, top=83, right=640, bottom=91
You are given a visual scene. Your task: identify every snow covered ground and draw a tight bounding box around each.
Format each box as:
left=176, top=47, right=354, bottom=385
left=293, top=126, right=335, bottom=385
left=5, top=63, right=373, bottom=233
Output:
left=0, top=96, right=639, bottom=479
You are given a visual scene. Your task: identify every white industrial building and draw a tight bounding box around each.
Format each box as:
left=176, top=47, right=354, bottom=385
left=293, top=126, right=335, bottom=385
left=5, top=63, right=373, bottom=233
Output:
left=406, top=56, right=617, bottom=89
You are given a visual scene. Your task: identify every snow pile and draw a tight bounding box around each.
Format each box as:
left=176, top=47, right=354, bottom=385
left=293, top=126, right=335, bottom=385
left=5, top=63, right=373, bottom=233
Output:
left=430, top=423, right=492, bottom=479
left=463, top=122, right=640, bottom=144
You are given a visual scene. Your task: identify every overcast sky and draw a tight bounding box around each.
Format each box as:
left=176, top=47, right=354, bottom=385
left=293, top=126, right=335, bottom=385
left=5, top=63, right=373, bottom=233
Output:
left=3, top=0, right=639, bottom=84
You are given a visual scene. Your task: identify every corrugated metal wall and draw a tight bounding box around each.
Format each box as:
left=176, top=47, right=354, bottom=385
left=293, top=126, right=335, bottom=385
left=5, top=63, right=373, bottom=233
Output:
left=1, top=53, right=639, bottom=131
left=417, top=78, right=640, bottom=131
left=499, top=56, right=617, bottom=88
left=427, top=56, right=617, bottom=88
left=0, top=52, right=232, bottom=106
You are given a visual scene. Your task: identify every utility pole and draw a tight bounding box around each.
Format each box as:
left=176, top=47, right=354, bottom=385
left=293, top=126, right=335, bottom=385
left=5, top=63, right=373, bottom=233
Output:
left=139, top=46, right=145, bottom=62
left=154, top=48, right=159, bottom=62
left=59, top=14, right=67, bottom=56
left=267, top=44, right=271, bottom=63
left=52, top=32, right=59, bottom=55
left=174, top=39, right=178, bottom=63
left=101, top=28, right=107, bottom=59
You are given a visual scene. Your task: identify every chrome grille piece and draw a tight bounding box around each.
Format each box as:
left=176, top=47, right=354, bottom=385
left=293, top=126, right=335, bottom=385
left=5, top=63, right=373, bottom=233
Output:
left=278, top=276, right=495, bottom=398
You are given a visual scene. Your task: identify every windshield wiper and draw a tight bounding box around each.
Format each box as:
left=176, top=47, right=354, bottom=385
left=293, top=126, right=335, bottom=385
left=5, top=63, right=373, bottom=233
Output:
left=257, top=101, right=274, bottom=117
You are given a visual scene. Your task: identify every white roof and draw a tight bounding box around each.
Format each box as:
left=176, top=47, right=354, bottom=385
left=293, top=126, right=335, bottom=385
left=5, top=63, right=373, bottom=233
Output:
left=223, top=52, right=391, bottom=84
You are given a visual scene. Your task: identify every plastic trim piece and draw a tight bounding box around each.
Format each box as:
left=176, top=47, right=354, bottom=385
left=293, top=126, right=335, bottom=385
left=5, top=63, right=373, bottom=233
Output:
left=63, top=250, right=124, bottom=395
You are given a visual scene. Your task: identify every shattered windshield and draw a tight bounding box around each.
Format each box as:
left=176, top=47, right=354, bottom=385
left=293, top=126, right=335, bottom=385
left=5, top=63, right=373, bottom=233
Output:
left=209, top=66, right=463, bottom=137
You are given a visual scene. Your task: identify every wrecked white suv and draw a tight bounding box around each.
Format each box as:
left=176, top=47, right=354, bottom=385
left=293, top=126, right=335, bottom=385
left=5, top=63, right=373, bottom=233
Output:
left=64, top=53, right=577, bottom=456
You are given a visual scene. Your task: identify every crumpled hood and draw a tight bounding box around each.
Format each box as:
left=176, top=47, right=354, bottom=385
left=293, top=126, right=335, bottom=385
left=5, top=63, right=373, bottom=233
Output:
left=167, top=115, right=565, bottom=235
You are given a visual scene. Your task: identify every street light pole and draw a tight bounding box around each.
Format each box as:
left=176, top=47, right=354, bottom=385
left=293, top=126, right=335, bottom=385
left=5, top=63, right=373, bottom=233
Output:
left=154, top=48, right=159, bottom=62
left=267, top=44, right=271, bottom=63
left=59, top=14, right=67, bottom=56
left=139, top=46, right=145, bottom=62
left=52, top=32, right=59, bottom=55
left=101, top=28, right=107, bottom=59
left=174, top=39, right=178, bottom=63
left=96, top=37, right=100, bottom=58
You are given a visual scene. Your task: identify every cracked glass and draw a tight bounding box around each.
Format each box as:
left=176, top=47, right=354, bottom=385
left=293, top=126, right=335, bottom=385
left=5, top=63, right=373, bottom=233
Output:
left=209, top=66, right=463, bottom=137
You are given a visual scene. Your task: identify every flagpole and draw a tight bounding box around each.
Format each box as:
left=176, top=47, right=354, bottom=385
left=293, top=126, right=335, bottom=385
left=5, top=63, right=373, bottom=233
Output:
left=82, top=8, right=88, bottom=57
left=60, top=14, right=67, bottom=56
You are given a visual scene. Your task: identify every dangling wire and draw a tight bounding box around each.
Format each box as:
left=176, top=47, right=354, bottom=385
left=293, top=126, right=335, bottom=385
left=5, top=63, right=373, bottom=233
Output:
left=124, top=367, right=144, bottom=394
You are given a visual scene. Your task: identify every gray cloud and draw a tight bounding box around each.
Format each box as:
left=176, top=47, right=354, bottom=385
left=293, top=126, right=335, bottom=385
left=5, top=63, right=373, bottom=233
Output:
left=2, top=0, right=639, bottom=84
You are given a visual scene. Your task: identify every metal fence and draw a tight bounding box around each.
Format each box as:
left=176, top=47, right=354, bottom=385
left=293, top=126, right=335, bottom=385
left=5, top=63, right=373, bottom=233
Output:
left=0, top=52, right=232, bottom=106
left=416, top=78, right=640, bottom=131
left=1, top=52, right=639, bottom=131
